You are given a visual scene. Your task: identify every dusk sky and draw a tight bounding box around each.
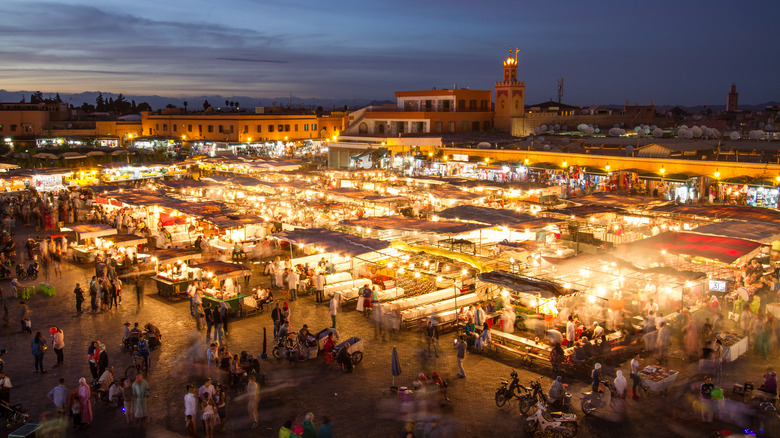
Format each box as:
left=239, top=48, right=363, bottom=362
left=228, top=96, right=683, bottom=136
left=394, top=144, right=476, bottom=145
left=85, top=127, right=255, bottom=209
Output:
left=0, top=0, right=776, bottom=106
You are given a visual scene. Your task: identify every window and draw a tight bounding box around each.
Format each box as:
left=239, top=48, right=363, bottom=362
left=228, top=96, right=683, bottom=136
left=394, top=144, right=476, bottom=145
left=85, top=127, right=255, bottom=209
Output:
left=469, top=100, right=477, bottom=110
left=448, top=121, right=456, bottom=132
left=294, top=124, right=298, bottom=132
left=148, top=128, right=153, bottom=135
left=472, top=121, right=480, bottom=131
left=284, top=125, right=290, bottom=132
left=480, top=100, right=488, bottom=110
left=10, top=124, right=17, bottom=132
left=304, top=124, right=308, bottom=131
left=155, top=124, right=159, bottom=131
left=163, top=124, right=167, bottom=131
left=277, top=125, right=283, bottom=132
left=268, top=125, right=274, bottom=132
left=243, top=125, right=249, bottom=134
left=434, top=121, right=442, bottom=133
left=457, top=100, right=465, bottom=111
left=483, top=121, right=490, bottom=130
left=208, top=125, right=214, bottom=133
left=460, top=121, right=468, bottom=131
left=229, top=125, right=234, bottom=133
left=172, top=124, right=177, bottom=132
left=0, top=124, right=3, bottom=131
left=198, top=124, right=202, bottom=133
left=218, top=125, right=223, bottom=133
left=188, top=124, right=192, bottom=132
left=443, top=100, right=451, bottom=111
left=256, top=125, right=262, bottom=133
left=311, top=123, right=317, bottom=131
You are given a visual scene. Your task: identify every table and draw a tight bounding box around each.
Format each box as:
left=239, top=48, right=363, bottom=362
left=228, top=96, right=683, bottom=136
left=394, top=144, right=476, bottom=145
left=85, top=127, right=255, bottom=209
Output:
left=717, top=332, right=749, bottom=362
left=639, top=366, right=678, bottom=394
left=71, top=246, right=96, bottom=263
left=154, top=277, right=189, bottom=300
left=202, top=294, right=246, bottom=313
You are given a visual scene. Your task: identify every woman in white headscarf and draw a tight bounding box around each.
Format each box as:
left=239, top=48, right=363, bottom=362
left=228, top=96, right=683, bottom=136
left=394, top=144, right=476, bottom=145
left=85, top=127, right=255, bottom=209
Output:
left=77, top=378, right=93, bottom=425
left=614, top=370, right=627, bottom=398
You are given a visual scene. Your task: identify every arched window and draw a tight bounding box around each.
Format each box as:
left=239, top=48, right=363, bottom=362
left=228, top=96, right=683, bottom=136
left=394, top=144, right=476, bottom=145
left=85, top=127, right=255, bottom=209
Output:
left=358, top=122, right=368, bottom=134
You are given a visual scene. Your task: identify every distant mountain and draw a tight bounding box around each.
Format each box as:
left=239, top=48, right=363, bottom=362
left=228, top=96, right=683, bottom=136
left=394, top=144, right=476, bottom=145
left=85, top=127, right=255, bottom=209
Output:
left=0, top=90, right=390, bottom=112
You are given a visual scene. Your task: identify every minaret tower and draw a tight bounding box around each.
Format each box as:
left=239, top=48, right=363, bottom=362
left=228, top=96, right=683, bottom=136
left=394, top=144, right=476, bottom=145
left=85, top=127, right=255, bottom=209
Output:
left=494, top=47, right=526, bottom=135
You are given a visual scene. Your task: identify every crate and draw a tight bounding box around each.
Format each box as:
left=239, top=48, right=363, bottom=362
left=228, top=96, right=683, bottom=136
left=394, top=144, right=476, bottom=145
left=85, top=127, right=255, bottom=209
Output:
left=20, top=286, right=35, bottom=299
left=38, top=283, right=55, bottom=297
left=9, top=423, right=42, bottom=438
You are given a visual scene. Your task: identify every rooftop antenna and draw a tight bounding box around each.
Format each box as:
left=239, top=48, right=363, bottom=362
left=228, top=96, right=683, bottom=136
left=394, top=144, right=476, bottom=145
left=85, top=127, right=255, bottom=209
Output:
left=514, top=47, right=519, bottom=63
left=557, top=78, right=564, bottom=103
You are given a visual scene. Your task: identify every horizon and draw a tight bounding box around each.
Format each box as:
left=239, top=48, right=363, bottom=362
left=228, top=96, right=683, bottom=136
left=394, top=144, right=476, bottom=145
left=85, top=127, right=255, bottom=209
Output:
left=0, top=1, right=776, bottom=106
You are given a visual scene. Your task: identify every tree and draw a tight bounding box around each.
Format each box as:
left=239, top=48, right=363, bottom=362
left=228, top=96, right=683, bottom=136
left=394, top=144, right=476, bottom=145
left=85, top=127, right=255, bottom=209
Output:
left=114, top=93, right=130, bottom=114
left=225, top=99, right=229, bottom=110
left=131, top=100, right=138, bottom=113
left=137, top=102, right=152, bottom=112
left=30, top=91, right=44, bottom=104
left=96, top=92, right=105, bottom=111
left=165, top=103, right=176, bottom=109
left=54, top=92, right=62, bottom=103
left=183, top=101, right=188, bottom=113
left=202, top=100, right=211, bottom=110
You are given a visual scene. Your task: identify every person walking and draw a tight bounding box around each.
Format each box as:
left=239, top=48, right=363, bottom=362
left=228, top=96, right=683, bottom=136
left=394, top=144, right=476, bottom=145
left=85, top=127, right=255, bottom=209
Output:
left=135, top=277, right=144, bottom=309
left=184, top=384, right=199, bottom=428
left=287, top=268, right=299, bottom=301
left=271, top=303, right=282, bottom=339
left=314, top=272, right=325, bottom=304
left=212, top=307, right=224, bottom=344
left=20, top=301, right=32, bottom=334
left=455, top=335, right=467, bottom=378
left=219, top=302, right=229, bottom=337
left=318, top=416, right=333, bottom=438
left=122, top=379, right=134, bottom=423
left=97, top=344, right=109, bottom=378
left=73, top=283, right=85, bottom=314
left=31, top=331, right=47, bottom=374
left=52, top=326, right=65, bottom=367
left=133, top=374, right=150, bottom=422
left=48, top=378, right=68, bottom=416
left=204, top=304, right=215, bottom=342
left=137, top=334, right=150, bottom=372
left=77, top=378, right=93, bottom=426
left=245, top=375, right=259, bottom=428
left=425, top=320, right=439, bottom=357
left=329, top=293, right=340, bottom=328
left=700, top=376, right=715, bottom=423
left=89, top=276, right=98, bottom=313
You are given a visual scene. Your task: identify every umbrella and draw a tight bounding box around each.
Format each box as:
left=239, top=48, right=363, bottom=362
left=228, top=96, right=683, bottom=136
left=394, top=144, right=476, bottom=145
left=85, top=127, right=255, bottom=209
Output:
left=86, top=151, right=106, bottom=156
left=391, top=346, right=401, bottom=388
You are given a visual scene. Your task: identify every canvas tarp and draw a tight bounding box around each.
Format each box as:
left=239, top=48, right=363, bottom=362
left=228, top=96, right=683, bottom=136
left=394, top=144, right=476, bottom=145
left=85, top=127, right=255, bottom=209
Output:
left=273, top=228, right=390, bottom=257
left=342, top=216, right=489, bottom=235
left=437, top=205, right=540, bottom=226
left=478, top=271, right=570, bottom=299
left=618, top=231, right=762, bottom=264
left=649, top=204, right=780, bottom=225
left=689, top=221, right=780, bottom=244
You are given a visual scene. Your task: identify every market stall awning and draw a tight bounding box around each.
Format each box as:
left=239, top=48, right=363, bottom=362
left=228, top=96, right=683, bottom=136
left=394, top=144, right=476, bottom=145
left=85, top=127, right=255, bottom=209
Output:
left=689, top=221, right=780, bottom=244
left=437, top=205, right=540, bottom=226
left=549, top=205, right=626, bottom=217
left=342, top=216, right=489, bottom=235
left=506, top=217, right=564, bottom=230
left=478, top=271, right=570, bottom=298
left=273, top=228, right=390, bottom=257
left=147, top=248, right=202, bottom=265
left=620, top=231, right=762, bottom=264
left=206, top=214, right=266, bottom=229
left=649, top=204, right=780, bottom=225
left=574, top=192, right=670, bottom=208
left=98, top=234, right=146, bottom=248
left=428, top=186, right=484, bottom=201
left=189, top=261, right=249, bottom=280
left=158, top=180, right=220, bottom=190
left=68, top=224, right=117, bottom=241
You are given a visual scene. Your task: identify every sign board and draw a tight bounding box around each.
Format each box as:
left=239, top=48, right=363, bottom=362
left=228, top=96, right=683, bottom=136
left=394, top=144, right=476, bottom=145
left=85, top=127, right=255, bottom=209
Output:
left=452, top=154, right=469, bottom=162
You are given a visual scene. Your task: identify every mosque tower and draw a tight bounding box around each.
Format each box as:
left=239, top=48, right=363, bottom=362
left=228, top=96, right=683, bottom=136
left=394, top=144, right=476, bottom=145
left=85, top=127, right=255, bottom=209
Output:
left=494, top=47, right=526, bottom=135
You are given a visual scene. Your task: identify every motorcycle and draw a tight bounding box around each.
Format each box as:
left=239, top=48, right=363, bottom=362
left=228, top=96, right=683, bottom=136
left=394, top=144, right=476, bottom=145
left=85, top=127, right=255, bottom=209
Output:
left=524, top=400, right=578, bottom=438
left=580, top=380, right=617, bottom=415
left=518, top=378, right=556, bottom=416
left=495, top=369, right=523, bottom=407
left=15, top=262, right=38, bottom=281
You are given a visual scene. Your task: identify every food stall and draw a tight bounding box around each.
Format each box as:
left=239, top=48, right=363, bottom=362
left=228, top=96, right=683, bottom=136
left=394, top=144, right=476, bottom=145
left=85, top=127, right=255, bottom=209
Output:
left=67, top=224, right=118, bottom=263
left=190, top=261, right=251, bottom=313
left=151, top=249, right=203, bottom=299
left=639, top=365, right=678, bottom=395
left=716, top=332, right=749, bottom=362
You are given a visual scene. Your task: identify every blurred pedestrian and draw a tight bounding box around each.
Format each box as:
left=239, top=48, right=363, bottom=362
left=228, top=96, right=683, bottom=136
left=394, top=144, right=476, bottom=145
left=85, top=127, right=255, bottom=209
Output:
left=133, top=374, right=150, bottom=422
left=245, top=375, right=259, bottom=428
left=302, top=412, right=316, bottom=438
left=318, top=416, right=333, bottom=438
left=52, top=326, right=64, bottom=367
left=456, top=335, right=467, bottom=378
left=47, top=378, right=68, bottom=416
left=73, top=283, right=84, bottom=314
left=184, top=384, right=198, bottom=426
left=122, top=379, right=133, bottom=423
left=31, top=331, right=47, bottom=374
left=77, top=378, right=93, bottom=426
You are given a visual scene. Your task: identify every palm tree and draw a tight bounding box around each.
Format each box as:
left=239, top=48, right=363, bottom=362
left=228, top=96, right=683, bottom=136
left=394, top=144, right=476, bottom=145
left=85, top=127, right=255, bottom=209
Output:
left=183, top=101, right=188, bottom=114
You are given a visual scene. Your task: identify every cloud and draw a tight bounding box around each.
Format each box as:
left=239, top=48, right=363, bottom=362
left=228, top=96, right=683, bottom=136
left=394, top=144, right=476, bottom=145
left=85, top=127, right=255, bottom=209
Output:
left=215, top=57, right=288, bottom=64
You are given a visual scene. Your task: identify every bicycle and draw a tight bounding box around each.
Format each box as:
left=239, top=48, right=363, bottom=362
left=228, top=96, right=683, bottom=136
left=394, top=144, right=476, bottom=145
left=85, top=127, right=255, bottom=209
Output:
left=125, top=353, right=148, bottom=380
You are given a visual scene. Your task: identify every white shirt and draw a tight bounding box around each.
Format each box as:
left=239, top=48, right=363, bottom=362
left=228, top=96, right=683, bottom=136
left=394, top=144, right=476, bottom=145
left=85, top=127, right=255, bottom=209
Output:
left=644, top=302, right=659, bottom=314
left=566, top=321, right=576, bottom=342
left=47, top=384, right=67, bottom=409
left=593, top=325, right=604, bottom=339
left=287, top=272, right=299, bottom=289
left=631, top=358, right=639, bottom=375
left=198, top=384, right=215, bottom=402
left=184, top=392, right=199, bottom=417
left=315, top=274, right=325, bottom=290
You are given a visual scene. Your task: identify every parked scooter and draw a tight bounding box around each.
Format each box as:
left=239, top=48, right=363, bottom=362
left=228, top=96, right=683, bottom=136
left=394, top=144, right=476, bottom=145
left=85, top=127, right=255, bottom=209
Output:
left=495, top=370, right=523, bottom=407
left=580, top=379, right=617, bottom=415
left=524, top=400, right=578, bottom=437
